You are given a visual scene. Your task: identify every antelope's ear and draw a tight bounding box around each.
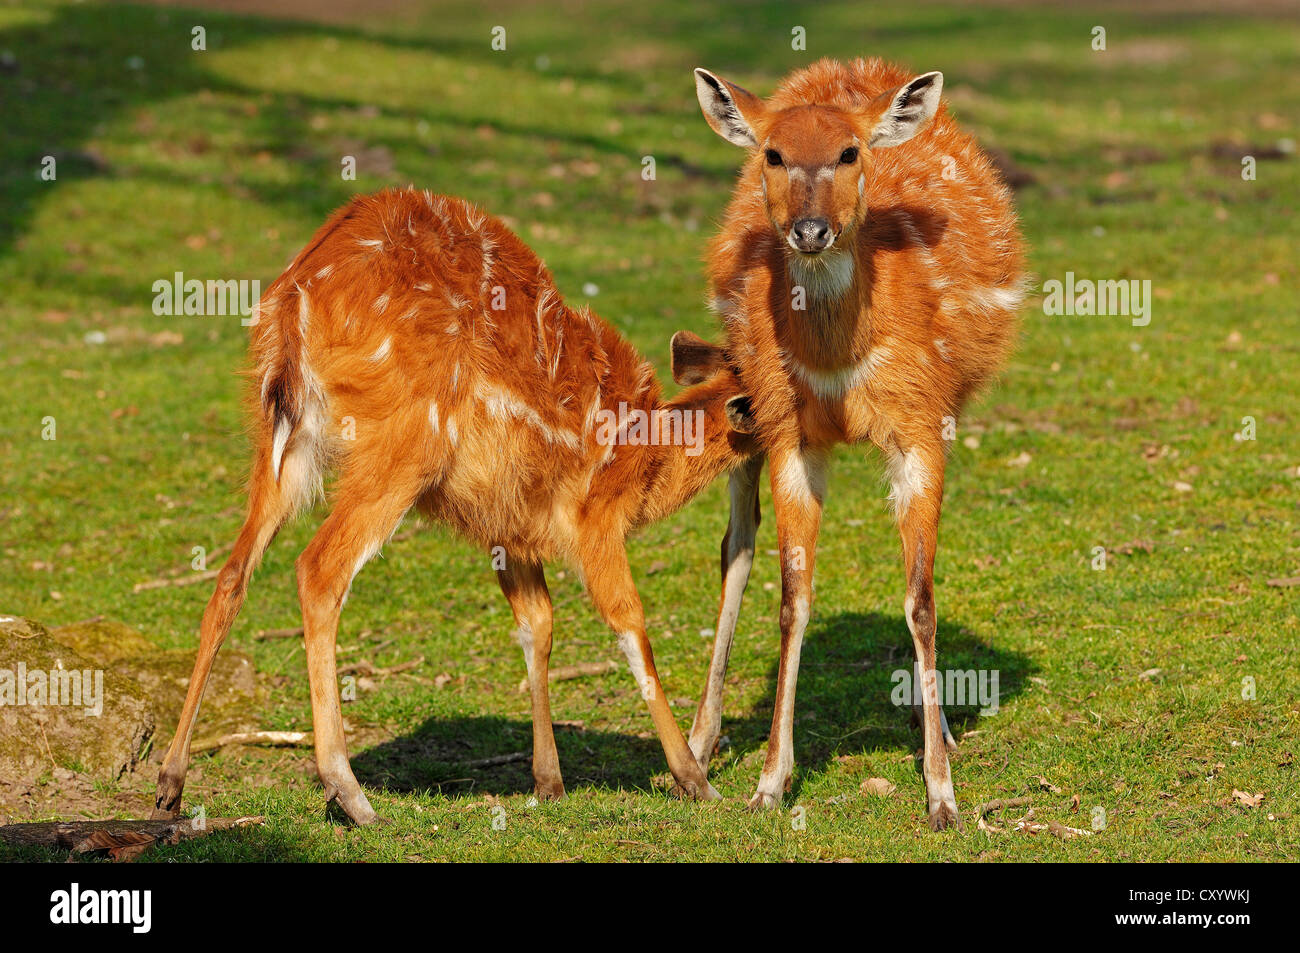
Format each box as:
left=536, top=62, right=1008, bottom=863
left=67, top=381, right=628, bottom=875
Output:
left=694, top=68, right=765, bottom=148
left=866, top=71, right=943, bottom=149
left=725, top=395, right=757, bottom=434
left=671, top=329, right=725, bottom=385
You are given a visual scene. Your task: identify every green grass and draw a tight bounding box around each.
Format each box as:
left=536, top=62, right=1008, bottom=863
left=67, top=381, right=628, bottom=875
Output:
left=1, top=0, right=1297, bottom=861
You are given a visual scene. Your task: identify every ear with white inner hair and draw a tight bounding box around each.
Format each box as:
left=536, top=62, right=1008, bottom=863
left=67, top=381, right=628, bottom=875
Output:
left=867, top=71, right=944, bottom=149
left=694, top=68, right=765, bottom=148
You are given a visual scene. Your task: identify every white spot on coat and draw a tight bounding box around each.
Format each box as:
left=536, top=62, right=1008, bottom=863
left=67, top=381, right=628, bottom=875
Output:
left=271, top=415, right=292, bottom=481
left=774, top=449, right=828, bottom=506
left=885, top=446, right=932, bottom=519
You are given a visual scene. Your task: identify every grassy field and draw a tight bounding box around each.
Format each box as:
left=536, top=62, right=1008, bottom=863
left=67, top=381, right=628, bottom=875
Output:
left=1, top=0, right=1297, bottom=861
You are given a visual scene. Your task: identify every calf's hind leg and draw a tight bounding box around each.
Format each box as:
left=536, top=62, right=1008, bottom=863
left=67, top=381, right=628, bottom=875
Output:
left=579, top=532, right=720, bottom=801
left=154, top=443, right=307, bottom=819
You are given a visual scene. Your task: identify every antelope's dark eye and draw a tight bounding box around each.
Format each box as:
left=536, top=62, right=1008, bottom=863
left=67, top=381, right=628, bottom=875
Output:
left=839, top=147, right=860, bottom=165
left=765, top=149, right=783, bottom=167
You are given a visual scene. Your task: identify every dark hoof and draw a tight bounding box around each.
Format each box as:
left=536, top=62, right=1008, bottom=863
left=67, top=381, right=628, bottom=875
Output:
left=672, top=778, right=722, bottom=801
left=534, top=782, right=567, bottom=802
left=323, top=780, right=377, bottom=826
left=152, top=779, right=184, bottom=820
left=928, top=802, right=962, bottom=831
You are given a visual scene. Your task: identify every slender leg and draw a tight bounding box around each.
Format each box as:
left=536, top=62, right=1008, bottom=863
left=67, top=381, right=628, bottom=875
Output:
left=295, top=470, right=424, bottom=825
left=153, top=444, right=308, bottom=819
left=578, top=531, right=720, bottom=800
left=750, top=444, right=826, bottom=809
left=496, top=557, right=564, bottom=799
left=910, top=660, right=958, bottom=752
left=688, top=454, right=763, bottom=772
left=889, top=442, right=961, bottom=830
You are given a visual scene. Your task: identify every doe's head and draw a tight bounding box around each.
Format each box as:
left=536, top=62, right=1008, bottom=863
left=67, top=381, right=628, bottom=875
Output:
left=693, top=67, right=943, bottom=256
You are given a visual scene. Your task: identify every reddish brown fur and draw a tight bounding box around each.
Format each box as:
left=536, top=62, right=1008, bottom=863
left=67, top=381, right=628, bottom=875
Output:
left=687, top=58, right=1025, bottom=828
left=707, top=58, right=1022, bottom=437
left=154, top=187, right=756, bottom=824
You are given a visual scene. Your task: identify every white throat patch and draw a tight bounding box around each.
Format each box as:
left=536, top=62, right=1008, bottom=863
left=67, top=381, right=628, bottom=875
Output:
left=787, top=246, right=854, bottom=301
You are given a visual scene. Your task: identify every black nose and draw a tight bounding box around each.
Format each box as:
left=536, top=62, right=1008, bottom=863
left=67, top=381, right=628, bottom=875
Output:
left=791, top=218, right=832, bottom=253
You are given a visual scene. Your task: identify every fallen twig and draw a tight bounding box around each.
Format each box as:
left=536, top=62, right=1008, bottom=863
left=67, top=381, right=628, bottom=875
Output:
left=973, top=796, right=1032, bottom=819
left=133, top=569, right=220, bottom=593
left=340, top=637, right=395, bottom=657
left=1047, top=820, right=1095, bottom=839
left=191, top=730, right=311, bottom=754
left=337, top=656, right=424, bottom=677
left=465, top=751, right=531, bottom=768
left=61, top=614, right=106, bottom=627
left=517, top=659, right=618, bottom=693
left=0, top=816, right=263, bottom=861
left=254, top=626, right=304, bottom=641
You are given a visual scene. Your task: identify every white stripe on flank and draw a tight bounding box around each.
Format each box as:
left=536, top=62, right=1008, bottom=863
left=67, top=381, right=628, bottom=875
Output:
left=967, top=284, right=1026, bottom=313
left=314, top=263, right=334, bottom=280
left=476, top=381, right=580, bottom=451
left=428, top=401, right=439, bottom=434
left=479, top=234, right=496, bottom=297
left=372, top=293, right=390, bottom=313
left=583, top=387, right=602, bottom=436
left=368, top=337, right=392, bottom=362
left=296, top=284, right=310, bottom=337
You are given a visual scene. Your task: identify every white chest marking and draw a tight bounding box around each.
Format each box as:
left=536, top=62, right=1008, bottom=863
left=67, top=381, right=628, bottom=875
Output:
left=783, top=346, right=893, bottom=400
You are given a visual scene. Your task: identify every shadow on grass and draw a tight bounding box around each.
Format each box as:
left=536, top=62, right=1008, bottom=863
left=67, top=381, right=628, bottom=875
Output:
left=351, top=608, right=1032, bottom=803
left=1, top=0, right=1155, bottom=272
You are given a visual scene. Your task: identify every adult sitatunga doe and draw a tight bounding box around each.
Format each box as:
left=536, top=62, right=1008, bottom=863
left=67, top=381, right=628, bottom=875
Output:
left=152, top=187, right=759, bottom=825
left=684, top=57, right=1026, bottom=829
